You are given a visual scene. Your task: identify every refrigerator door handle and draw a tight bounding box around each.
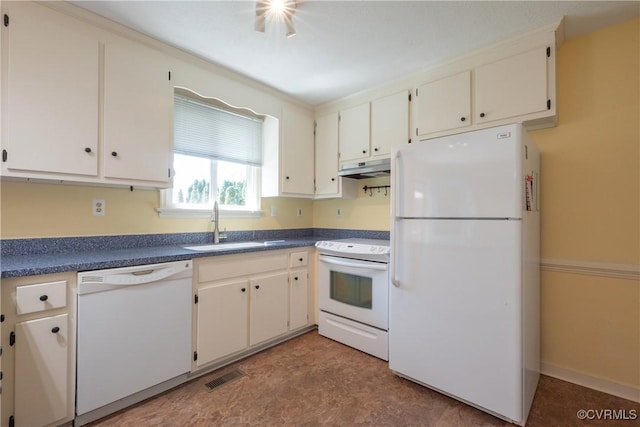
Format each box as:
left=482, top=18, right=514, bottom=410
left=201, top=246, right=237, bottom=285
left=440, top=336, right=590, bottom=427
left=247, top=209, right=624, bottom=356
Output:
left=391, top=151, right=401, bottom=288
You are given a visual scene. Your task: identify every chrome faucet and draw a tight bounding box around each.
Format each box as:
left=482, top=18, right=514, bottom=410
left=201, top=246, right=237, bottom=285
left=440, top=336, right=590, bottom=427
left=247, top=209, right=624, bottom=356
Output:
left=212, top=200, right=221, bottom=244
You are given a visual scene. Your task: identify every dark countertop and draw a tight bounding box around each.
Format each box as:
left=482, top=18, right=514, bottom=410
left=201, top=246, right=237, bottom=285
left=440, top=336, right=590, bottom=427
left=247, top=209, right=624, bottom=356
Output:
left=0, top=238, right=320, bottom=279
left=0, top=229, right=391, bottom=279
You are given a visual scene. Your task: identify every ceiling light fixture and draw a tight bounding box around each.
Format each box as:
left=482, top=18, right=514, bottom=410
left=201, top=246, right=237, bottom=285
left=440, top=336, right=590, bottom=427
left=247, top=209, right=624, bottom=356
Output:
left=255, top=0, right=297, bottom=38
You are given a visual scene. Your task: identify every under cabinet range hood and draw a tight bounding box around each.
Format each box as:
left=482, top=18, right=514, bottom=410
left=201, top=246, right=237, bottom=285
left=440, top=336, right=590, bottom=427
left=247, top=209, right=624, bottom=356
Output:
left=338, top=158, right=391, bottom=179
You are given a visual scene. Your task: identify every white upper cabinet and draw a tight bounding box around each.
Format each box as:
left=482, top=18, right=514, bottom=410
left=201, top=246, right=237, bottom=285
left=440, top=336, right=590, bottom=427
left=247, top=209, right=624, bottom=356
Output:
left=474, top=46, right=550, bottom=124
left=414, top=71, right=471, bottom=136
left=315, top=113, right=339, bottom=197
left=280, top=106, right=315, bottom=196
left=371, top=91, right=410, bottom=156
left=338, top=91, right=409, bottom=165
left=1, top=2, right=173, bottom=187
left=2, top=2, right=99, bottom=177
left=314, top=112, right=357, bottom=199
left=339, top=103, right=370, bottom=163
left=262, top=105, right=315, bottom=198
left=103, top=34, right=173, bottom=185
left=414, top=44, right=554, bottom=140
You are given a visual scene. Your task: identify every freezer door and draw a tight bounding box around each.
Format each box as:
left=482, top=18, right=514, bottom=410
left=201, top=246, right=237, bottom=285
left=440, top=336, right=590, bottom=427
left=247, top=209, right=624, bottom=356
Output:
left=393, top=124, right=523, bottom=219
left=390, top=218, right=523, bottom=422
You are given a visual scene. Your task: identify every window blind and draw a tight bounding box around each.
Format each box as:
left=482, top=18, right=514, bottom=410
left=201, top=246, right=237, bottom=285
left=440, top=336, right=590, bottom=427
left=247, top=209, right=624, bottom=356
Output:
left=174, top=94, right=263, bottom=166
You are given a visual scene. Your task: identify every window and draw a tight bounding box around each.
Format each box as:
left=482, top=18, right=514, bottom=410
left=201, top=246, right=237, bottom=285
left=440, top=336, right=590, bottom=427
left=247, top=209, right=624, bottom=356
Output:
left=162, top=92, right=263, bottom=215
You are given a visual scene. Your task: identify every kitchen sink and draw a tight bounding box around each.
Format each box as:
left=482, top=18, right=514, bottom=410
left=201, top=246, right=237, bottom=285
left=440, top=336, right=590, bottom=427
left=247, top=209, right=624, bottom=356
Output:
left=182, top=241, right=268, bottom=251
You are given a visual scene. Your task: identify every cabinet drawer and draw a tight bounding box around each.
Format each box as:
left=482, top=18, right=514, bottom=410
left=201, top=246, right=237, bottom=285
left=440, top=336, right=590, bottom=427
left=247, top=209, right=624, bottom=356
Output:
left=290, top=251, right=308, bottom=268
left=198, top=253, right=288, bottom=283
left=16, top=280, right=67, bottom=315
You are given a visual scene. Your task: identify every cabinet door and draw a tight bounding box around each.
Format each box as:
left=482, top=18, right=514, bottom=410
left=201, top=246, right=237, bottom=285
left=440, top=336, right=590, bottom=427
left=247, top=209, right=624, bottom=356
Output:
left=249, top=272, right=289, bottom=346
left=289, top=270, right=308, bottom=330
left=371, top=91, right=409, bottom=156
left=15, top=314, right=69, bottom=427
left=196, top=281, right=249, bottom=367
left=415, top=71, right=471, bottom=137
left=315, top=113, right=340, bottom=197
left=339, top=103, right=370, bottom=162
left=475, top=47, right=549, bottom=123
left=3, top=2, right=99, bottom=177
left=281, top=107, right=315, bottom=196
left=103, top=34, right=172, bottom=185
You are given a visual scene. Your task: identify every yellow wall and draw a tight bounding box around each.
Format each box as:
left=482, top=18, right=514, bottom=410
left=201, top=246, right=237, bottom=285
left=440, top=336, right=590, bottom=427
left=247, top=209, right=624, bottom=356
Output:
left=313, top=177, right=390, bottom=231
left=0, top=182, right=313, bottom=238
left=532, top=17, right=639, bottom=390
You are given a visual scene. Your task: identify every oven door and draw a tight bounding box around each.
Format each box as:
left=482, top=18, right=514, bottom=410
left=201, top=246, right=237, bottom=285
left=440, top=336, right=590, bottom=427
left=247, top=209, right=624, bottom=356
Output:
left=318, top=254, right=389, bottom=330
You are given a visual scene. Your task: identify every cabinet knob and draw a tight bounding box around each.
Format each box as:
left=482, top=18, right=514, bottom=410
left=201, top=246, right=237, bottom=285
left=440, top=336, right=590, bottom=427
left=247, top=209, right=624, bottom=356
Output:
left=241, top=287, right=246, bottom=292
left=255, top=285, right=260, bottom=290
left=460, top=117, right=466, bottom=122
left=285, top=176, right=290, bottom=180
left=39, top=295, right=48, bottom=302
left=362, top=150, right=367, bottom=154
left=299, top=258, right=303, bottom=262
left=480, top=112, right=486, bottom=118
left=294, top=276, right=298, bottom=281
left=84, top=147, right=92, bottom=153
left=374, top=147, right=379, bottom=152
left=111, top=151, right=118, bottom=157
left=331, top=177, right=335, bottom=182
left=51, top=326, right=60, bottom=334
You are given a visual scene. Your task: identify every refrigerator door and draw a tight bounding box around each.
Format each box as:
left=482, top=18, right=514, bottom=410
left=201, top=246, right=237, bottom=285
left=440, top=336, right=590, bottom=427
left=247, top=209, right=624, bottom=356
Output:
left=393, top=124, right=523, bottom=219
left=389, top=218, right=523, bottom=422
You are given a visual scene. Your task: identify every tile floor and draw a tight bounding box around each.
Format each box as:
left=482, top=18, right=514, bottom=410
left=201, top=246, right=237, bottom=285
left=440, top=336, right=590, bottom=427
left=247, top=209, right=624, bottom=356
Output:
left=90, top=331, right=639, bottom=426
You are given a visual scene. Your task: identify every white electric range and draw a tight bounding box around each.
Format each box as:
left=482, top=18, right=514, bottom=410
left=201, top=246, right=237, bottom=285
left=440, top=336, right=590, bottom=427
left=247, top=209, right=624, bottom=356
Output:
left=315, top=238, right=390, bottom=360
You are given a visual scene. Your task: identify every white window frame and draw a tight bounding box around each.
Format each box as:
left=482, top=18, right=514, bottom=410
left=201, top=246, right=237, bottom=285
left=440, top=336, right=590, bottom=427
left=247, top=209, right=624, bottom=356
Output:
left=158, top=90, right=265, bottom=219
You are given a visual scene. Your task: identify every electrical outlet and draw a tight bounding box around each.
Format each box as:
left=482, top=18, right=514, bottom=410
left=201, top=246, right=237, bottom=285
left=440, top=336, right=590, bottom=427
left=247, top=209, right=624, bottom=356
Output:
left=270, top=205, right=277, bottom=217
left=336, top=208, right=342, bottom=217
left=297, top=208, right=303, bottom=217
left=93, top=199, right=105, bottom=216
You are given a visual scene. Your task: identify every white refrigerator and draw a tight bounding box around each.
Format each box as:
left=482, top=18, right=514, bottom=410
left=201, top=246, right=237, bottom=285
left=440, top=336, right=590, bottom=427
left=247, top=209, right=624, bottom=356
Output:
left=389, top=123, right=540, bottom=425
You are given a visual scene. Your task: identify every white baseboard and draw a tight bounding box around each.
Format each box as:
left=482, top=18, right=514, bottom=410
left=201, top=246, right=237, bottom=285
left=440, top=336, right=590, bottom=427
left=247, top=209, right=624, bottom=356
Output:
left=541, top=362, right=640, bottom=403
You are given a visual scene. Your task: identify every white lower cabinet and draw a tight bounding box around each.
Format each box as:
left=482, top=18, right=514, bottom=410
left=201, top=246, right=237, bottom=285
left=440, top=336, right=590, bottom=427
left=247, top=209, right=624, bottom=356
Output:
left=249, top=272, right=289, bottom=346
left=0, top=273, right=76, bottom=427
left=289, top=250, right=309, bottom=331
left=15, top=314, right=69, bottom=427
left=196, top=280, right=249, bottom=368
left=289, top=271, right=309, bottom=331
left=193, top=249, right=311, bottom=371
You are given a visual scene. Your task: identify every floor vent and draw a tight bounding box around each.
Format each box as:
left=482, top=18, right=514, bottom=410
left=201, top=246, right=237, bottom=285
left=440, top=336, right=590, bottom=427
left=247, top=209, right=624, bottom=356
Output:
left=204, top=369, right=245, bottom=392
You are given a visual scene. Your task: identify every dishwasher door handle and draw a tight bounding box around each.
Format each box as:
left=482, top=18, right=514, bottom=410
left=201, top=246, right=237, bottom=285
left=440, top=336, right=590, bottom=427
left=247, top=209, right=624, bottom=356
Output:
left=77, top=260, right=193, bottom=295
left=102, top=267, right=178, bottom=286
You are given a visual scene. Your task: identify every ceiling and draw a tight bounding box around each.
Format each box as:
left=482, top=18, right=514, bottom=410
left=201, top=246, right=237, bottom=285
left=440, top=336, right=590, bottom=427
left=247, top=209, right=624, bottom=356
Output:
left=70, top=1, right=640, bottom=107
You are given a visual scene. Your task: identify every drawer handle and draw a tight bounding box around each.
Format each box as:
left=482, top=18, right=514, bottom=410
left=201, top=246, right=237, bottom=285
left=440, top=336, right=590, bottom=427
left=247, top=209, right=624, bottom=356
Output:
left=39, top=295, right=48, bottom=302
left=299, top=258, right=303, bottom=262
left=51, top=326, right=60, bottom=334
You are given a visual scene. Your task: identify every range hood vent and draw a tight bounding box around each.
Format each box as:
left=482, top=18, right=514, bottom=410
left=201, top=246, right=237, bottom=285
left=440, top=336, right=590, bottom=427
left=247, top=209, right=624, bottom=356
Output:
left=338, top=158, right=391, bottom=179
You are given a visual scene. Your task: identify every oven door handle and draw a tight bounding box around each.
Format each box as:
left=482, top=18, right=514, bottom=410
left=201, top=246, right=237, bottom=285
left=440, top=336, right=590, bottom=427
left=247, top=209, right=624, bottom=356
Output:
left=319, top=256, right=388, bottom=271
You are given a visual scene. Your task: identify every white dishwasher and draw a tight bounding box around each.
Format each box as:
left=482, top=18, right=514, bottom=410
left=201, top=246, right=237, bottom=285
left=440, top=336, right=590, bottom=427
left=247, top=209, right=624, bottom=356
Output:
left=76, top=260, right=192, bottom=425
